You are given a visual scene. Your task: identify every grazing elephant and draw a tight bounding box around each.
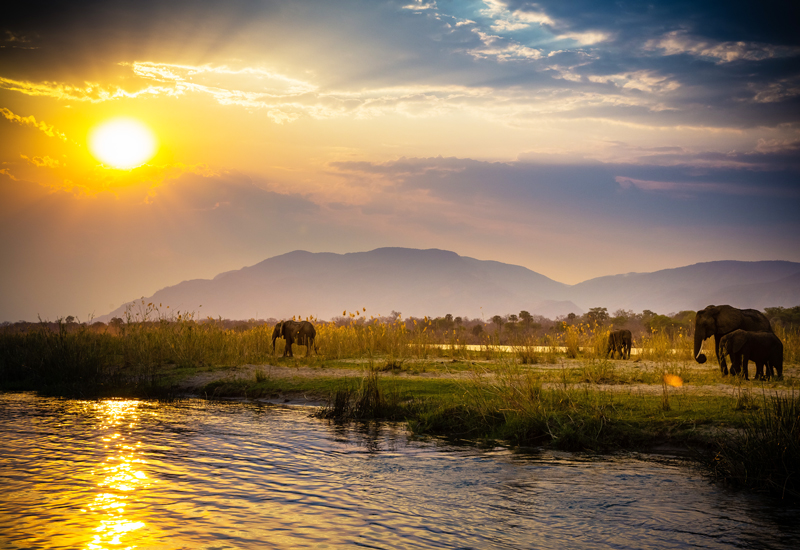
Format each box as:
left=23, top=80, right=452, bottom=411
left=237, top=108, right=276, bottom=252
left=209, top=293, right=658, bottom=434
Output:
left=606, top=329, right=632, bottom=359
left=719, top=330, right=783, bottom=380
left=272, top=320, right=318, bottom=357
left=693, top=305, right=772, bottom=375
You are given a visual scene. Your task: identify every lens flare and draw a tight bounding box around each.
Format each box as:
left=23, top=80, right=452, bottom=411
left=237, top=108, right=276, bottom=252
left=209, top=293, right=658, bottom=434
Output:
left=89, top=118, right=157, bottom=169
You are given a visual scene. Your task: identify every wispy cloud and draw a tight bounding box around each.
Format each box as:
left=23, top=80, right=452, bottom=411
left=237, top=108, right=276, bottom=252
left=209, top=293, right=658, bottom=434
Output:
left=0, top=107, right=67, bottom=140
left=479, top=0, right=554, bottom=31
left=21, top=155, right=62, bottom=168
left=645, top=30, right=800, bottom=63
left=469, top=29, right=543, bottom=61
left=614, top=176, right=772, bottom=197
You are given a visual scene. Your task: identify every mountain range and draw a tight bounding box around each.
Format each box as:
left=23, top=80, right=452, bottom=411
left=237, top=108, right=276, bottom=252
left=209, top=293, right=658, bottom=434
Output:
left=96, top=248, right=800, bottom=322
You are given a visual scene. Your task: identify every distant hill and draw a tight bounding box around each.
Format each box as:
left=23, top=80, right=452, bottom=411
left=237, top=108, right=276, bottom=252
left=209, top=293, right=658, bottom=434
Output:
left=97, top=248, right=578, bottom=322
left=95, top=249, right=800, bottom=322
left=569, top=260, right=800, bottom=314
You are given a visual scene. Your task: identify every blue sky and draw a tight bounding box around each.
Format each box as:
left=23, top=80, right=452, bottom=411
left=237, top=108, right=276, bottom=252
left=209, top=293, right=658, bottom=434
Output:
left=0, top=0, right=798, bottom=321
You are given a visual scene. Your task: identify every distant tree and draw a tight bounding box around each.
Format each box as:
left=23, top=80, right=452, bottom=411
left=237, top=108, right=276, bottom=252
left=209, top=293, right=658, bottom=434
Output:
left=491, top=315, right=505, bottom=331
left=567, top=312, right=577, bottom=323
left=584, top=307, right=609, bottom=328
left=472, top=324, right=484, bottom=337
left=519, top=310, right=533, bottom=327
left=765, top=306, right=800, bottom=329
left=610, top=309, right=632, bottom=328
left=454, top=316, right=463, bottom=326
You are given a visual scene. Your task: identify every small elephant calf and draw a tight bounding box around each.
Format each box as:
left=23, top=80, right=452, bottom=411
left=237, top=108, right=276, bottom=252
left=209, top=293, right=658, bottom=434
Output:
left=606, top=329, right=632, bottom=360
left=719, top=329, right=783, bottom=380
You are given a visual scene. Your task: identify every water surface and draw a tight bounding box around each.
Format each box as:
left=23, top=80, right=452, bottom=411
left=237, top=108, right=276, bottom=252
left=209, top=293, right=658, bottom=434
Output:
left=1, top=393, right=797, bottom=549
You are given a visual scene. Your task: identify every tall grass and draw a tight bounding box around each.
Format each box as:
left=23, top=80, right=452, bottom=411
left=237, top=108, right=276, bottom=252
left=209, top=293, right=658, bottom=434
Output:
left=410, top=363, right=653, bottom=451
left=713, top=391, right=800, bottom=499
left=774, top=325, right=800, bottom=365
left=0, top=320, right=115, bottom=393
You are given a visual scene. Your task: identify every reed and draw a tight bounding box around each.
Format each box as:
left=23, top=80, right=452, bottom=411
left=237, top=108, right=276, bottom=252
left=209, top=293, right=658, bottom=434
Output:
left=712, top=391, right=800, bottom=499
left=774, top=325, right=799, bottom=365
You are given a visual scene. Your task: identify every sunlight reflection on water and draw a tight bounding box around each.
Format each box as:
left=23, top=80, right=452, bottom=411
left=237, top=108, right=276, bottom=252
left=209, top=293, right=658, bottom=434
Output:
left=0, top=393, right=798, bottom=549
left=86, top=400, right=149, bottom=549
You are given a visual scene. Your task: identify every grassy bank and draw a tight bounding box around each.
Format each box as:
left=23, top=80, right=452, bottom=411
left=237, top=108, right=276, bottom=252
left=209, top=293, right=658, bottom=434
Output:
left=309, top=363, right=800, bottom=499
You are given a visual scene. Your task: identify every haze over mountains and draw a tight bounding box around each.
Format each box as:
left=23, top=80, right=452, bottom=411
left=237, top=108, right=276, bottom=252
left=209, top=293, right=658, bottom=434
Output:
left=96, top=248, right=800, bottom=323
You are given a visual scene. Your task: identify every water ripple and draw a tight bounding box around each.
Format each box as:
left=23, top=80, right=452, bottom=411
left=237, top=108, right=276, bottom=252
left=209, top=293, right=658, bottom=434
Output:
left=1, top=393, right=797, bottom=549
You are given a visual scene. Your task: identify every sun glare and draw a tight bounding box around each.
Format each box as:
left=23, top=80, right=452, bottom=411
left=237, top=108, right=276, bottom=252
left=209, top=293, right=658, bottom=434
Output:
left=89, top=118, right=157, bottom=170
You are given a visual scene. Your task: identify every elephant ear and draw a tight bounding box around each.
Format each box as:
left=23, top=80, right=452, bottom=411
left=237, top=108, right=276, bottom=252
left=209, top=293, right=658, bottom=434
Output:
left=723, top=331, right=746, bottom=354
left=716, top=306, right=744, bottom=334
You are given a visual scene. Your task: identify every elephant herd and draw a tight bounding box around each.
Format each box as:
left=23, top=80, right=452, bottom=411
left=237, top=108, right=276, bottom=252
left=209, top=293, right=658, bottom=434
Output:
left=272, top=304, right=783, bottom=380
left=693, top=304, right=782, bottom=381
left=606, top=304, right=782, bottom=381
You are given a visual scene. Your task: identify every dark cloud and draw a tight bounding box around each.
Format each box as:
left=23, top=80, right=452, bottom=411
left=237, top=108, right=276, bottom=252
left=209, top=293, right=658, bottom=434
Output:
left=332, top=153, right=800, bottom=228
left=508, top=0, right=800, bottom=46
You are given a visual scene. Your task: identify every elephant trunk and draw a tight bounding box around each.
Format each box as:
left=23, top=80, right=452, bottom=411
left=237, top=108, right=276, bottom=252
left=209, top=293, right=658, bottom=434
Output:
left=694, top=329, right=707, bottom=364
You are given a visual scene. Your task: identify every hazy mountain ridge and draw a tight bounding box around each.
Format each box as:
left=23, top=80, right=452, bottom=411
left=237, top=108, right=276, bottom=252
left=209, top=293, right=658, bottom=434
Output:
left=96, top=249, right=800, bottom=322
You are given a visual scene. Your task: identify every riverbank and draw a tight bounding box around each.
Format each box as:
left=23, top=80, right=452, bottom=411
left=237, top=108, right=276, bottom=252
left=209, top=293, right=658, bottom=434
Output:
left=3, top=340, right=798, bottom=499
left=143, top=356, right=798, bottom=499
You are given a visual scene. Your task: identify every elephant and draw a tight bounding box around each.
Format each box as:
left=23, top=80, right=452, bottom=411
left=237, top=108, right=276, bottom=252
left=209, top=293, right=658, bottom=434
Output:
left=719, top=330, right=783, bottom=380
left=272, top=320, right=318, bottom=357
left=606, top=329, right=632, bottom=359
left=693, top=305, right=772, bottom=375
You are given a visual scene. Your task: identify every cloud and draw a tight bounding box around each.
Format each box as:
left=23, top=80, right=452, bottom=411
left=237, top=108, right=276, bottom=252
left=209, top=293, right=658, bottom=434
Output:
left=645, top=30, right=800, bottom=63
left=469, top=29, right=543, bottom=61
left=614, top=176, right=791, bottom=198
left=0, top=107, right=67, bottom=140
left=21, top=155, right=62, bottom=168
left=479, top=0, right=554, bottom=31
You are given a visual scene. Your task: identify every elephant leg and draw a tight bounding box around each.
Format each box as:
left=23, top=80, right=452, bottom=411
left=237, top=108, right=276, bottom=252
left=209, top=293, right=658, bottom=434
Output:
left=765, top=361, right=774, bottom=380
left=715, top=335, right=728, bottom=375
left=741, top=355, right=749, bottom=380
left=729, top=353, right=741, bottom=377
left=755, top=361, right=765, bottom=381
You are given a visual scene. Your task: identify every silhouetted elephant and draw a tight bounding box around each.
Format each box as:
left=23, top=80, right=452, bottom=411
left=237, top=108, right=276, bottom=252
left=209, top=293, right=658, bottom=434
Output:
left=606, top=329, right=632, bottom=359
left=272, top=320, right=317, bottom=357
left=693, top=305, right=772, bottom=375
left=719, top=330, right=783, bottom=380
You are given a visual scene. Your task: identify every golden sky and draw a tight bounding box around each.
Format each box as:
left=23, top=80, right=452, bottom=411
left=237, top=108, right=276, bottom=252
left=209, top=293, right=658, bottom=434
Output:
left=1, top=0, right=799, bottom=321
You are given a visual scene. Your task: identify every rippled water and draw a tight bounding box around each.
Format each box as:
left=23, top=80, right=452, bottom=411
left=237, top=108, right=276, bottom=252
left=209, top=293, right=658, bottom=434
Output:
left=1, top=393, right=797, bottom=549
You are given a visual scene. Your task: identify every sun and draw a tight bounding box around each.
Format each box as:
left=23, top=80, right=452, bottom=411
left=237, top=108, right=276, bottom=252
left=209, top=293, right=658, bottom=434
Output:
left=89, top=118, right=157, bottom=169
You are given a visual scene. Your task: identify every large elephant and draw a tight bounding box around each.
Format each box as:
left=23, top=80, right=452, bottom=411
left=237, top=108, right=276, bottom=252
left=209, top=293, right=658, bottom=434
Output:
left=719, top=330, right=783, bottom=380
left=606, top=329, right=632, bottom=359
left=272, top=320, right=318, bottom=357
left=693, top=305, right=772, bottom=375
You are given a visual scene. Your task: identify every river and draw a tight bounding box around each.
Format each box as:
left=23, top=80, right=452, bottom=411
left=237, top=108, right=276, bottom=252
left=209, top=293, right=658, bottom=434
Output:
left=1, top=393, right=797, bottom=549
